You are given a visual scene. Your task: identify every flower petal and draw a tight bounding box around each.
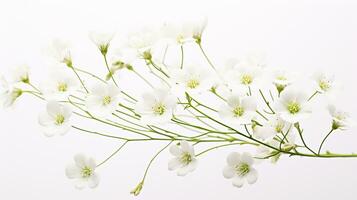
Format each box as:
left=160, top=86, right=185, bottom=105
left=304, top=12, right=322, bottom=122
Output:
left=169, top=144, right=182, bottom=156
left=246, top=168, right=258, bottom=184
left=65, top=164, right=80, bottom=179
left=227, top=152, right=240, bottom=166
left=88, top=173, right=100, bottom=188
left=222, top=166, right=235, bottom=179
left=232, top=176, right=244, bottom=188
left=168, top=158, right=182, bottom=171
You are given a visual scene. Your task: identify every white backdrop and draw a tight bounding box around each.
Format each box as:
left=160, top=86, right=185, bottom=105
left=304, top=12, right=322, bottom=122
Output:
left=1, top=0, right=357, bottom=199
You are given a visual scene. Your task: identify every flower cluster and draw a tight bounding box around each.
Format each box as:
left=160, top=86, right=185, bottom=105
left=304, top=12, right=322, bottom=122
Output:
left=1, top=18, right=356, bottom=195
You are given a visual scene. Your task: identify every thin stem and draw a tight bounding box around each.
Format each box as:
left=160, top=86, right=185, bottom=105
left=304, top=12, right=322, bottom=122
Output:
left=140, top=141, right=173, bottom=183
left=96, top=141, right=129, bottom=167
left=198, top=43, right=217, bottom=72
left=180, top=45, right=184, bottom=69
left=103, top=54, right=118, bottom=86
left=27, top=82, right=42, bottom=94
left=318, top=129, right=334, bottom=155
left=70, top=66, right=89, bottom=93
left=196, top=142, right=257, bottom=157
left=132, top=70, right=155, bottom=89
left=308, top=91, right=319, bottom=101
left=259, top=89, right=275, bottom=114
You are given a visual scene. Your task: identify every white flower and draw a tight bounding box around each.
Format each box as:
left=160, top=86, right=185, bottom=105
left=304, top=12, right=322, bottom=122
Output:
left=223, top=152, right=258, bottom=188
left=126, top=27, right=159, bottom=53
left=170, top=65, right=212, bottom=94
left=312, top=72, right=337, bottom=94
left=11, top=65, right=30, bottom=83
left=219, top=95, right=257, bottom=125
left=328, top=105, right=355, bottom=130
left=41, top=68, right=79, bottom=99
left=161, top=18, right=207, bottom=44
left=255, top=134, right=296, bottom=163
left=89, top=31, right=114, bottom=55
left=46, top=39, right=72, bottom=66
left=253, top=116, right=292, bottom=140
left=0, top=76, right=23, bottom=108
left=168, top=141, right=197, bottom=176
left=38, top=101, right=72, bottom=136
left=85, top=83, right=120, bottom=117
left=224, top=65, right=262, bottom=91
left=65, top=154, right=99, bottom=189
left=275, top=89, right=311, bottom=123
left=271, top=69, right=295, bottom=94
left=135, top=89, right=176, bottom=124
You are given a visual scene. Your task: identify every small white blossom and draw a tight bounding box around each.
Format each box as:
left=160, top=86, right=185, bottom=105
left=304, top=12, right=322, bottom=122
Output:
left=38, top=101, right=72, bottom=136
left=0, top=76, right=23, bottom=108
left=223, top=152, right=258, bottom=188
left=126, top=27, right=160, bottom=53
left=47, top=39, right=72, bottom=66
left=312, top=72, right=336, bottom=93
left=41, top=68, right=79, bottom=99
left=328, top=104, right=355, bottom=130
left=161, top=18, right=207, bottom=44
left=65, top=154, right=99, bottom=189
left=85, top=83, right=120, bottom=117
left=168, top=141, right=197, bottom=176
left=89, top=31, right=114, bottom=55
left=219, top=95, right=257, bottom=125
left=275, top=89, right=311, bottom=123
left=253, top=116, right=293, bottom=140
left=271, top=69, right=296, bottom=94
left=135, top=88, right=176, bottom=124
left=224, top=65, right=262, bottom=91
left=170, top=65, right=212, bottom=94
left=11, top=65, right=30, bottom=83
left=255, top=134, right=296, bottom=163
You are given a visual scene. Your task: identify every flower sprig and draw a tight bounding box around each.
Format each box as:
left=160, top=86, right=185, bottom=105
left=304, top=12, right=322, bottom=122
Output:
left=1, top=18, right=356, bottom=195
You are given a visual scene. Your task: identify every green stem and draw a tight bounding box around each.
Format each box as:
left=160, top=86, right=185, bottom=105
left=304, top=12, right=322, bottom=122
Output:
left=198, top=43, right=217, bottom=72
left=96, top=141, right=128, bottom=167
left=318, top=129, right=334, bottom=155
left=103, top=54, right=118, bottom=86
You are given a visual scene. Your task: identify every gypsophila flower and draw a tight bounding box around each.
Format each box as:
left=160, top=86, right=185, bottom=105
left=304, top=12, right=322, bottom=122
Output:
left=135, top=88, right=176, bottom=124
left=38, top=101, right=72, bottom=136
left=275, top=89, right=311, bottom=123
left=223, top=152, right=258, bottom=188
left=271, top=69, right=295, bottom=94
left=312, top=72, right=335, bottom=93
left=41, top=68, right=79, bottom=99
left=328, top=104, right=355, bottom=130
left=224, top=65, right=262, bottom=92
left=0, top=75, right=23, bottom=108
left=47, top=39, right=72, bottom=67
left=161, top=18, right=207, bottom=45
left=89, top=31, right=114, bottom=55
left=170, top=65, right=212, bottom=94
left=219, top=95, right=257, bottom=125
left=11, top=65, right=30, bottom=83
left=168, top=141, right=197, bottom=176
left=253, top=116, right=293, bottom=140
left=65, top=154, right=99, bottom=189
left=85, top=83, right=120, bottom=117
left=126, top=27, right=160, bottom=53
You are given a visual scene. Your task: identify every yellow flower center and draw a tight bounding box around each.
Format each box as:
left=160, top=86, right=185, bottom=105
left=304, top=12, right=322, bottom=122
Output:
left=102, top=96, right=112, bottom=105
left=319, top=80, right=331, bottom=91
left=187, top=79, right=200, bottom=89
left=57, top=83, right=68, bottom=92
left=241, top=74, right=253, bottom=85
left=81, top=166, right=92, bottom=178
left=153, top=103, right=166, bottom=115
left=55, top=114, right=65, bottom=125
left=287, top=102, right=300, bottom=114
left=180, top=152, right=192, bottom=165
left=233, top=106, right=245, bottom=117
left=235, top=163, right=250, bottom=177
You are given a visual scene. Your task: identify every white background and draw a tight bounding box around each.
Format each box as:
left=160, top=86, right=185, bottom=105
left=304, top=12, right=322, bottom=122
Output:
left=1, top=0, right=357, bottom=199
